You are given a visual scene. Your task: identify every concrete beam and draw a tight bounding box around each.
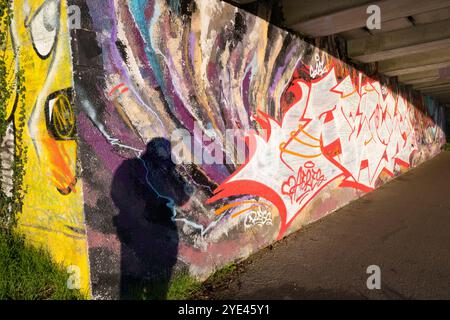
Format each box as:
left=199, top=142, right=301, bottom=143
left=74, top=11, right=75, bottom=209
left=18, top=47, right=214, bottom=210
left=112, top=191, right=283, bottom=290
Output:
left=348, top=19, right=450, bottom=63
left=414, top=78, right=450, bottom=90
left=420, top=84, right=450, bottom=94
left=339, top=28, right=371, bottom=40
left=378, top=47, right=450, bottom=76
left=289, top=0, right=450, bottom=37
left=398, top=68, right=450, bottom=84
left=406, top=76, right=442, bottom=85
left=412, top=6, right=450, bottom=24
left=230, top=0, right=256, bottom=4
left=398, top=70, right=441, bottom=84
left=426, top=91, right=450, bottom=97
left=370, top=17, right=412, bottom=34
left=281, top=0, right=371, bottom=25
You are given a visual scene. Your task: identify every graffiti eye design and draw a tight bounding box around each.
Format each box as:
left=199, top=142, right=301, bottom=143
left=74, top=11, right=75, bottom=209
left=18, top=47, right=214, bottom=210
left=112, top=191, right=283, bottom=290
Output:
left=45, top=90, right=76, bottom=140
left=29, top=0, right=59, bottom=59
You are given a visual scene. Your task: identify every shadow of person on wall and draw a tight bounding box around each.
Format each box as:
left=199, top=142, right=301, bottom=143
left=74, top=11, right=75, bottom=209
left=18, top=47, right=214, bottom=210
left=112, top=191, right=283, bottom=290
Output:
left=111, top=137, right=192, bottom=299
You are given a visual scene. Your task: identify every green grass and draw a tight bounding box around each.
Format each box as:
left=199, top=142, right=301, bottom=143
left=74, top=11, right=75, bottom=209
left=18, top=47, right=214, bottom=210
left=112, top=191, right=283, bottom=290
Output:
left=0, top=229, right=85, bottom=300
left=205, top=263, right=237, bottom=284
left=166, top=263, right=238, bottom=300
left=134, top=263, right=238, bottom=300
left=166, top=271, right=202, bottom=300
left=131, top=270, right=202, bottom=300
left=445, top=143, right=450, bottom=151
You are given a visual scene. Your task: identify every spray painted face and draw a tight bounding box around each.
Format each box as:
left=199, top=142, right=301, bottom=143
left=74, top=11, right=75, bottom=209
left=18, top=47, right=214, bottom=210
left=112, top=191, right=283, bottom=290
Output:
left=11, top=0, right=78, bottom=194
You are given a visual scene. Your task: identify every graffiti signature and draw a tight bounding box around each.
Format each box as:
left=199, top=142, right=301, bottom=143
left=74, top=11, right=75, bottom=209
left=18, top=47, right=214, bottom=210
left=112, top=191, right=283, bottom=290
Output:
left=244, top=207, right=273, bottom=229
left=310, top=54, right=327, bottom=78
left=281, top=161, right=326, bottom=204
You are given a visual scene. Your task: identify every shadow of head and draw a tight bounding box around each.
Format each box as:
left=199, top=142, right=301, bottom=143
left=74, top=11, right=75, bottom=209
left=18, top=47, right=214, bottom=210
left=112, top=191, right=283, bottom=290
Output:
left=111, top=137, right=193, bottom=227
left=140, top=137, right=192, bottom=225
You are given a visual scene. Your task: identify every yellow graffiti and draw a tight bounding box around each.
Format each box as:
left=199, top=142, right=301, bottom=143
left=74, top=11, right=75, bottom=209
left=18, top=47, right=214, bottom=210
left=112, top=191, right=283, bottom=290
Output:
left=231, top=205, right=267, bottom=219
left=298, top=125, right=321, bottom=142
left=51, top=94, right=76, bottom=140
left=215, top=200, right=271, bottom=216
left=5, top=0, right=90, bottom=297
left=290, top=131, right=321, bottom=148
left=279, top=142, right=322, bottom=159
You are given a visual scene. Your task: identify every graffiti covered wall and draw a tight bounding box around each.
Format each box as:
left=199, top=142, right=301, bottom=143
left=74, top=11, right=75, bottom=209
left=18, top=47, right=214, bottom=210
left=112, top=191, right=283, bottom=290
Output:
left=1, top=0, right=90, bottom=294
left=73, top=0, right=446, bottom=298
left=2, top=0, right=446, bottom=299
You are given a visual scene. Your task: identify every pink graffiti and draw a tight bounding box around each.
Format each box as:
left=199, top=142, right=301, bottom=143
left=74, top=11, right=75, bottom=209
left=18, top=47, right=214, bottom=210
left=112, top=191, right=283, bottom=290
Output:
left=281, top=161, right=326, bottom=205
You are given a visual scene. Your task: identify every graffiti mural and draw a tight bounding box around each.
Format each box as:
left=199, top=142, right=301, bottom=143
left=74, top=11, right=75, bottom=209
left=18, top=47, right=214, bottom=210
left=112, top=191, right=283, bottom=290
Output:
left=2, top=0, right=90, bottom=295
left=208, top=67, right=423, bottom=238
left=71, top=0, right=445, bottom=298
left=2, top=0, right=446, bottom=299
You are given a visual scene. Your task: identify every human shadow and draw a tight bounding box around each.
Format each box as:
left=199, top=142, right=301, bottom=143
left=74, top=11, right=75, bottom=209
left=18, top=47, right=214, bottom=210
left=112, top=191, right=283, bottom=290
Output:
left=111, top=137, right=192, bottom=299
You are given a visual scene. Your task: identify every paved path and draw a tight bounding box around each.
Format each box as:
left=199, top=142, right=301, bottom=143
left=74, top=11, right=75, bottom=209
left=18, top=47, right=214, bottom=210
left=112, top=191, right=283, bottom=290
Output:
left=201, top=151, right=450, bottom=300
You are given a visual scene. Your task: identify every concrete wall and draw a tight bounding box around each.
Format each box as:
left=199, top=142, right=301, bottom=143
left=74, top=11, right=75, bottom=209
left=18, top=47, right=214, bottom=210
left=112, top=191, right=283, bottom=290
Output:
left=2, top=0, right=446, bottom=299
